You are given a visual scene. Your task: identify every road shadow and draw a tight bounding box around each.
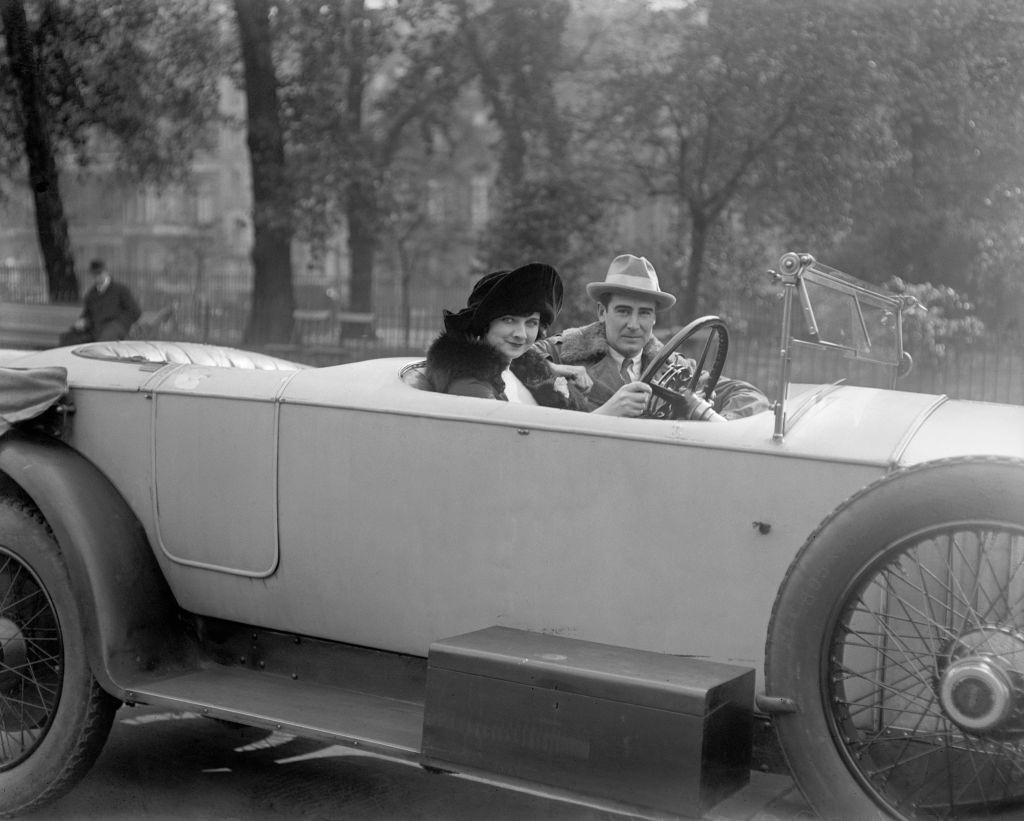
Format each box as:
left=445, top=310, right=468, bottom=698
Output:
left=37, top=706, right=622, bottom=820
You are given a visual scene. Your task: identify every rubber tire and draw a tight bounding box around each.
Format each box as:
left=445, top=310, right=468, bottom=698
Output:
left=765, top=457, right=1024, bottom=821
left=0, top=499, right=119, bottom=817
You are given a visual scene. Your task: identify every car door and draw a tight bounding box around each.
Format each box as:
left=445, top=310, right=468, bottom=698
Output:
left=267, top=364, right=885, bottom=667
left=150, top=365, right=295, bottom=577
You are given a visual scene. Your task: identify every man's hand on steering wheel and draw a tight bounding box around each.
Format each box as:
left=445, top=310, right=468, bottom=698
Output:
left=592, top=381, right=651, bottom=417
left=652, top=385, right=725, bottom=422
left=639, top=316, right=730, bottom=421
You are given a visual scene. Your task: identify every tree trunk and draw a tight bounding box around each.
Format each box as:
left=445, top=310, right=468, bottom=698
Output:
left=234, top=0, right=294, bottom=346
left=1, top=0, right=78, bottom=303
left=342, top=0, right=376, bottom=326
left=345, top=181, right=376, bottom=316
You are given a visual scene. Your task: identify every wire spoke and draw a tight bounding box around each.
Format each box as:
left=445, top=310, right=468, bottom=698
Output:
left=828, top=524, right=1024, bottom=816
left=0, top=550, right=60, bottom=767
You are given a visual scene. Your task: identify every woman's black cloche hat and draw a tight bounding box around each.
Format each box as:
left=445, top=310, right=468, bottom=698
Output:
left=443, top=262, right=563, bottom=336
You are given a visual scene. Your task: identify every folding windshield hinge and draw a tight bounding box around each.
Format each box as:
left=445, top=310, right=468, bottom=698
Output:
left=769, top=253, right=814, bottom=442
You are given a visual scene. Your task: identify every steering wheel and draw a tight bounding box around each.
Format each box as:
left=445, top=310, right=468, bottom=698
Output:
left=639, top=316, right=729, bottom=419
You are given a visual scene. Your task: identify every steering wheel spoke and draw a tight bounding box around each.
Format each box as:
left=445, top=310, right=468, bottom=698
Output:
left=691, top=335, right=715, bottom=390
left=639, top=316, right=729, bottom=420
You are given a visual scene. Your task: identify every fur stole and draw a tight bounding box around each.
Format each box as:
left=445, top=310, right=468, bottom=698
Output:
left=546, top=321, right=663, bottom=366
left=425, top=331, right=583, bottom=410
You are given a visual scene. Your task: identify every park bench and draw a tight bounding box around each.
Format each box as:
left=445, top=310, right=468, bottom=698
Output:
left=0, top=302, right=175, bottom=350
left=128, top=305, right=177, bottom=341
left=290, top=309, right=375, bottom=346
left=0, top=303, right=80, bottom=349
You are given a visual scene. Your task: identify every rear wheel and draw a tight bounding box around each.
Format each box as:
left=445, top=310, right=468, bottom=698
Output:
left=766, top=458, right=1024, bottom=819
left=0, top=499, right=118, bottom=816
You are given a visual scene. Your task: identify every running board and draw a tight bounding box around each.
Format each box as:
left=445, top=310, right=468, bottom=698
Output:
left=123, top=664, right=426, bottom=762
left=119, top=623, right=429, bottom=761
left=113, top=622, right=755, bottom=819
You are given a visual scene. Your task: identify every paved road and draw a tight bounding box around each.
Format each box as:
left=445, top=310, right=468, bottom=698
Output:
left=30, top=705, right=814, bottom=820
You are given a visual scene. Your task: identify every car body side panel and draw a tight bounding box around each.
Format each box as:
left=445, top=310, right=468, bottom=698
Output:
left=65, top=365, right=296, bottom=579
left=61, top=385, right=156, bottom=524
left=158, top=397, right=883, bottom=681
left=285, top=361, right=949, bottom=465
left=34, top=354, right=1024, bottom=688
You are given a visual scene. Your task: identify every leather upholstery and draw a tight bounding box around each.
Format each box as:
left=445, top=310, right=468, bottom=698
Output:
left=74, top=340, right=305, bottom=371
left=400, top=360, right=434, bottom=391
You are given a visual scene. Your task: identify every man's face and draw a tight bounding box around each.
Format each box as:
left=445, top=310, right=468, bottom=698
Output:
left=599, top=294, right=657, bottom=357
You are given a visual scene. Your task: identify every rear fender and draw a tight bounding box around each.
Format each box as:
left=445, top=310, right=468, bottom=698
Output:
left=0, top=430, right=195, bottom=697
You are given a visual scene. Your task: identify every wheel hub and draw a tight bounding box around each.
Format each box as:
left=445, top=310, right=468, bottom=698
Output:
left=939, top=628, right=1024, bottom=735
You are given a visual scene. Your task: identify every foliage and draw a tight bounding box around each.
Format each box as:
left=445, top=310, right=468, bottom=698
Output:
left=453, top=0, right=572, bottom=185
left=0, top=0, right=225, bottom=299
left=971, top=189, right=1024, bottom=332
left=888, top=277, right=986, bottom=366
left=271, top=0, right=467, bottom=304
left=456, top=0, right=614, bottom=307
left=476, top=174, right=613, bottom=327
left=4, top=0, right=1022, bottom=346
left=592, top=0, right=898, bottom=320
left=824, top=0, right=1024, bottom=319
left=0, top=0, right=226, bottom=184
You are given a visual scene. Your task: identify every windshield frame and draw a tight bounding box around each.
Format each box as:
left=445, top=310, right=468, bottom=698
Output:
left=771, top=252, right=909, bottom=441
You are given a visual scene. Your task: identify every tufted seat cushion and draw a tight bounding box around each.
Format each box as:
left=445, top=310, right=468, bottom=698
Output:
left=74, top=340, right=306, bottom=371
left=399, top=360, right=434, bottom=391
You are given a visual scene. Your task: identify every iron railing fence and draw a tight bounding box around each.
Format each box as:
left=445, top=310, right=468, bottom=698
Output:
left=1, top=264, right=1020, bottom=405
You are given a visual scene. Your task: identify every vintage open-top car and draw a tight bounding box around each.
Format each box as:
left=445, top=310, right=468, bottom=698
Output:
left=0, top=252, right=1022, bottom=819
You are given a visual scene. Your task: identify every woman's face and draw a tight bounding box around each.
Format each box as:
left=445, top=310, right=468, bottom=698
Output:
left=484, top=312, right=541, bottom=363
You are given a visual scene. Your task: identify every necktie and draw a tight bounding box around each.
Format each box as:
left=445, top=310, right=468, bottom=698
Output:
left=620, top=357, right=632, bottom=383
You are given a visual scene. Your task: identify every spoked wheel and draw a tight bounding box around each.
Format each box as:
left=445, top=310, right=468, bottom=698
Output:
left=0, top=548, right=61, bottom=765
left=0, top=499, right=118, bottom=816
left=766, top=458, right=1024, bottom=820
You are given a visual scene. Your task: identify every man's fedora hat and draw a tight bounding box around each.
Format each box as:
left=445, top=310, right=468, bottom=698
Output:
left=586, top=254, right=676, bottom=311
left=443, top=262, right=564, bottom=335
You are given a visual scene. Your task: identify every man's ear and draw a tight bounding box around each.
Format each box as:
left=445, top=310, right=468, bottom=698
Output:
left=596, top=303, right=607, bottom=322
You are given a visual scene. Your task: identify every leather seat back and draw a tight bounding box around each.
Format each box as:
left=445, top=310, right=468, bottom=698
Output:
left=400, top=361, right=435, bottom=391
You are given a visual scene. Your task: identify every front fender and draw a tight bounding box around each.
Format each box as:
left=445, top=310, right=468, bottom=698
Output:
left=0, top=430, right=195, bottom=697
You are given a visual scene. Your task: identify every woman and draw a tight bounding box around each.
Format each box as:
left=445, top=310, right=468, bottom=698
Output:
left=424, top=262, right=585, bottom=410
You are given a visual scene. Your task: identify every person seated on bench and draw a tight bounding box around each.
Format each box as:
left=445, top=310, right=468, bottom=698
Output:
left=60, top=259, right=142, bottom=345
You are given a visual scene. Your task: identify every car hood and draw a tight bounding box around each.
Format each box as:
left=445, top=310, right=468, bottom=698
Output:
left=895, top=397, right=1024, bottom=466
left=781, top=383, right=1024, bottom=468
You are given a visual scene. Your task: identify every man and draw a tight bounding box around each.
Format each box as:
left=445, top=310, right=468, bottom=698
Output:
left=60, top=259, right=142, bottom=345
left=535, top=254, right=769, bottom=420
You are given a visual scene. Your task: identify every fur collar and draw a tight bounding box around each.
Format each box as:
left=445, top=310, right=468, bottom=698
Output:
left=424, top=331, right=583, bottom=409
left=548, top=321, right=663, bottom=365
left=426, top=332, right=505, bottom=395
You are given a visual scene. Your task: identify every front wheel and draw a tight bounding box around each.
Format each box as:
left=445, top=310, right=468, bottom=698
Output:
left=0, top=499, right=118, bottom=816
left=766, top=458, right=1024, bottom=820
